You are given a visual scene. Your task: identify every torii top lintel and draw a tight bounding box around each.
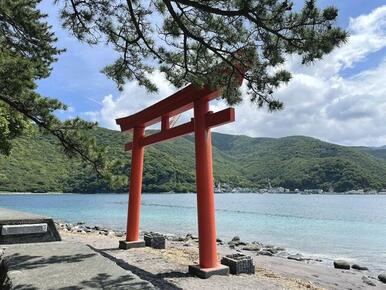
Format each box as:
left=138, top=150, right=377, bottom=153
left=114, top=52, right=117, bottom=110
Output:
left=115, top=56, right=246, bottom=133
left=116, top=84, right=239, bottom=151
left=116, top=84, right=221, bottom=132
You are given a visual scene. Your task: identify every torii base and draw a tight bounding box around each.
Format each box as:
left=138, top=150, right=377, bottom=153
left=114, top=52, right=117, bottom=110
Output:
left=188, top=264, right=229, bottom=279
left=119, top=240, right=145, bottom=250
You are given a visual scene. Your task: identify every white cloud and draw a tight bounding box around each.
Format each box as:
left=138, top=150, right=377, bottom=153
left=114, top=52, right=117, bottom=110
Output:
left=84, top=71, right=176, bottom=129
left=213, top=5, right=386, bottom=146
left=93, top=5, right=386, bottom=146
left=214, top=58, right=386, bottom=146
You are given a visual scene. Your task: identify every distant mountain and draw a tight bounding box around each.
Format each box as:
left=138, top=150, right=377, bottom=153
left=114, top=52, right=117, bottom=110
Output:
left=1, top=127, right=386, bottom=193
left=354, top=146, right=386, bottom=161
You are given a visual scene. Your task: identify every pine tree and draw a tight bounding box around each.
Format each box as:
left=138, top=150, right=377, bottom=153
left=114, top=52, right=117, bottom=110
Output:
left=0, top=0, right=125, bottom=186
left=1, top=0, right=346, bottom=186
left=58, top=0, right=347, bottom=109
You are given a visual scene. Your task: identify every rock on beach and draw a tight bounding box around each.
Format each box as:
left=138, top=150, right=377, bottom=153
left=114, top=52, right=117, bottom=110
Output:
left=333, top=260, right=350, bottom=270
left=242, top=244, right=262, bottom=252
left=379, top=273, right=386, bottom=284
left=258, top=250, right=273, bottom=256
left=228, top=236, right=247, bottom=247
left=351, top=264, right=368, bottom=271
left=287, top=254, right=305, bottom=261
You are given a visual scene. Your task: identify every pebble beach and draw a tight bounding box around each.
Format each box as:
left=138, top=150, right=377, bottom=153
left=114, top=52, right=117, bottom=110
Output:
left=56, top=221, right=386, bottom=289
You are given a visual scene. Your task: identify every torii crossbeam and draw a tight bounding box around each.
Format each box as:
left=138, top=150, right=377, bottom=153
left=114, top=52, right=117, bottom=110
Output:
left=116, top=79, right=242, bottom=278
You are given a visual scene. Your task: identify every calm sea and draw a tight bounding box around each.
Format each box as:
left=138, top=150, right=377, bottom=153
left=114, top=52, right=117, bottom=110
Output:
left=0, top=193, right=385, bottom=271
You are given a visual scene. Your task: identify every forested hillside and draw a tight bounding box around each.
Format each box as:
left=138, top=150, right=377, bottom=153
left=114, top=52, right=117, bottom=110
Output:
left=1, top=127, right=386, bottom=193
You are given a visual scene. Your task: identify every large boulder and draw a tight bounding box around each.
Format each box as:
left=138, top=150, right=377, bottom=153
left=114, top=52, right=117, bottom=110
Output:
left=333, top=260, right=350, bottom=270
left=379, top=273, right=386, bottom=284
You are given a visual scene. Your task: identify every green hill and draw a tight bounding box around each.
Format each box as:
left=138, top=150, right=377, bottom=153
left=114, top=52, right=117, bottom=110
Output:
left=1, top=127, right=386, bottom=193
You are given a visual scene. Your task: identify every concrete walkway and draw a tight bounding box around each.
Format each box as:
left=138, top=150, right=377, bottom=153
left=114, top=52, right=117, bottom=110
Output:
left=1, top=242, right=156, bottom=289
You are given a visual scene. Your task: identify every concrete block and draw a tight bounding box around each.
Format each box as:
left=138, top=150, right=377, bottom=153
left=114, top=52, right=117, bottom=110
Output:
left=144, top=232, right=166, bottom=249
left=221, top=253, right=255, bottom=275
left=188, top=264, right=229, bottom=279
left=119, top=240, right=145, bottom=250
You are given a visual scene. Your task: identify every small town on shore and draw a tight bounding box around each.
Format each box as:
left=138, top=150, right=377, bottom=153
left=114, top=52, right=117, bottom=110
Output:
left=214, top=181, right=386, bottom=195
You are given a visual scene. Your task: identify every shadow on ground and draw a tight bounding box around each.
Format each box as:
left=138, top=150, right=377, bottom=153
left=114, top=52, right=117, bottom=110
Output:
left=88, top=245, right=187, bottom=290
left=53, top=273, right=154, bottom=290
left=5, top=252, right=97, bottom=271
left=2, top=249, right=155, bottom=289
left=6, top=273, right=153, bottom=290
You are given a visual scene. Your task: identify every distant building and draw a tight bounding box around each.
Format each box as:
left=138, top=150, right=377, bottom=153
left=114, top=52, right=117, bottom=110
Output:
left=304, top=189, right=324, bottom=194
left=346, top=189, right=364, bottom=194
left=258, top=187, right=290, bottom=193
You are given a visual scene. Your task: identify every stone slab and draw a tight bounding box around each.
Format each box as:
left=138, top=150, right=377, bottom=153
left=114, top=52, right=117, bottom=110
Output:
left=188, top=264, right=229, bottom=279
left=1, top=223, right=48, bottom=236
left=0, top=241, right=155, bottom=289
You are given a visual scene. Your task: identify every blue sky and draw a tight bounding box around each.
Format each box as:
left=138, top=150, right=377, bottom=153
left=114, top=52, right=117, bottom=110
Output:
left=37, top=1, right=386, bottom=146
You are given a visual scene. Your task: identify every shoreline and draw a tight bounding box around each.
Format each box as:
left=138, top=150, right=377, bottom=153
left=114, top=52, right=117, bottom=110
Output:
left=54, top=221, right=371, bottom=272
left=55, top=221, right=386, bottom=289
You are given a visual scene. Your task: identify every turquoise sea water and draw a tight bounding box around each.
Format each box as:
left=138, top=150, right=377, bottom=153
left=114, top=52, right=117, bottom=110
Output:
left=0, top=193, right=385, bottom=271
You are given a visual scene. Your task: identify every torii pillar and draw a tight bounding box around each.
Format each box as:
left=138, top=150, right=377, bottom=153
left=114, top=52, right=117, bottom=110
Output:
left=116, top=81, right=242, bottom=278
left=193, top=97, right=218, bottom=269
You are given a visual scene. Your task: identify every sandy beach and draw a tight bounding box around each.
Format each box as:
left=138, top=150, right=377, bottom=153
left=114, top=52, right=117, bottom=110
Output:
left=57, top=223, right=386, bottom=289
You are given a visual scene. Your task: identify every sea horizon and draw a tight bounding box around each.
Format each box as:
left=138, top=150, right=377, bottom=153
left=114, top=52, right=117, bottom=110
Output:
left=2, top=191, right=386, bottom=195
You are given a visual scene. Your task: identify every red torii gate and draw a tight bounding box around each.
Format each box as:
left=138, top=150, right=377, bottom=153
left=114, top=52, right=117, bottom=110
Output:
left=116, top=79, right=243, bottom=278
